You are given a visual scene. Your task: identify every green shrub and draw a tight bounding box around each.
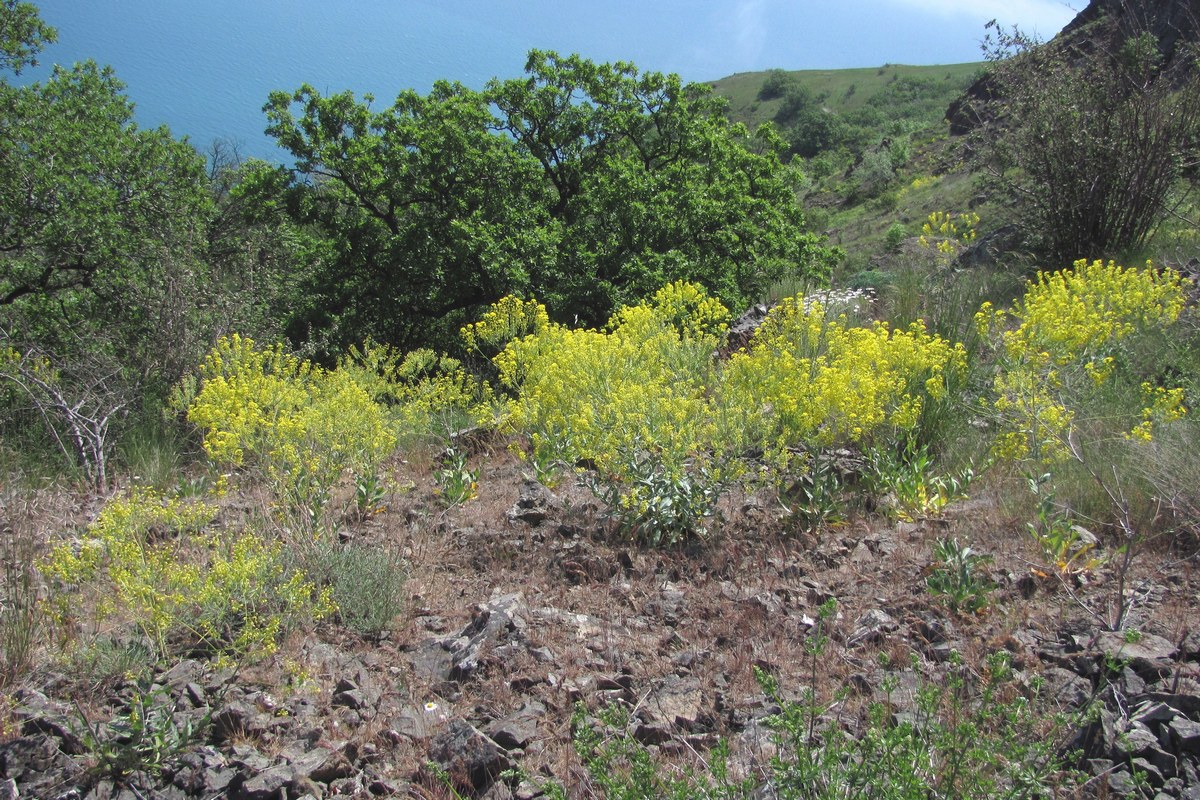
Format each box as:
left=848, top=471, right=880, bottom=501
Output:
left=298, top=542, right=407, bottom=638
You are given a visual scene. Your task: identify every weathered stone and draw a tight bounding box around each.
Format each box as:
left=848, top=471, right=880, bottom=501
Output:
left=508, top=479, right=556, bottom=525
left=332, top=688, right=368, bottom=710
left=1095, top=632, right=1177, bottom=677
left=212, top=700, right=272, bottom=742
left=643, top=677, right=706, bottom=731
left=1170, top=715, right=1200, bottom=753
left=1042, top=666, right=1093, bottom=709
left=1114, top=721, right=1161, bottom=760
left=847, top=609, right=899, bottom=647
left=1106, top=768, right=1140, bottom=795
left=428, top=720, right=511, bottom=796
left=234, top=761, right=294, bottom=799
left=291, top=745, right=355, bottom=783
left=1131, top=756, right=1166, bottom=787
left=486, top=700, right=546, bottom=751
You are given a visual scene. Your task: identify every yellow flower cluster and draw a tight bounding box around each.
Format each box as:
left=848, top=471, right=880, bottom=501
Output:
left=984, top=259, right=1189, bottom=463
left=340, top=342, right=495, bottom=437
left=461, top=296, right=551, bottom=355
left=1003, top=259, right=1186, bottom=364
left=186, top=334, right=396, bottom=513
left=484, top=282, right=964, bottom=500
left=919, top=210, right=980, bottom=254
left=44, top=489, right=332, bottom=660
left=722, top=298, right=967, bottom=456
left=493, top=286, right=720, bottom=476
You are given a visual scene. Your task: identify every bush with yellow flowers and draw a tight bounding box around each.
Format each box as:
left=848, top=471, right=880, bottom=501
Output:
left=339, top=341, right=495, bottom=443
left=477, top=280, right=968, bottom=543
left=184, top=334, right=396, bottom=527
left=979, top=260, right=1191, bottom=622
left=481, top=282, right=731, bottom=543
left=43, top=488, right=333, bottom=662
left=979, top=259, right=1189, bottom=465
left=720, top=296, right=967, bottom=463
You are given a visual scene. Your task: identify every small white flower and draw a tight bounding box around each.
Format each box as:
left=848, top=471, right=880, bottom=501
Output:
left=424, top=701, right=439, bottom=713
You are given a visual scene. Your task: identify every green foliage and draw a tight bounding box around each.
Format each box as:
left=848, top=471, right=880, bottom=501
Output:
left=569, top=600, right=1071, bottom=798
left=980, top=258, right=1191, bottom=630
left=261, top=51, right=835, bottom=355
left=478, top=280, right=970, bottom=544
left=0, top=60, right=212, bottom=377
left=864, top=445, right=974, bottom=522
left=884, top=222, right=908, bottom=253
left=926, top=538, right=995, bottom=614
left=583, top=449, right=731, bottom=546
left=1024, top=475, right=1103, bottom=576
left=298, top=541, right=407, bottom=638
left=570, top=703, right=750, bottom=799
left=756, top=653, right=1068, bottom=799
left=434, top=448, right=479, bottom=506
left=758, top=69, right=797, bottom=101
left=339, top=341, right=496, bottom=443
left=0, top=489, right=45, bottom=688
left=778, top=452, right=849, bottom=533
left=971, top=20, right=1200, bottom=263
left=73, top=675, right=208, bottom=780
left=0, top=0, right=56, bottom=74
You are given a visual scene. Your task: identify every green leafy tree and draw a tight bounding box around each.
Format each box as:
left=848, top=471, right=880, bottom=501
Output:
left=0, top=2, right=216, bottom=480
left=0, top=0, right=55, bottom=74
left=261, top=50, right=836, bottom=355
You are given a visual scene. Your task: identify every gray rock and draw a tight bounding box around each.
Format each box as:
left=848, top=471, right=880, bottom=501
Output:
left=1131, top=756, right=1165, bottom=788
left=847, top=609, right=899, bottom=647
left=235, top=762, right=294, bottom=799
left=1042, top=666, right=1093, bottom=709
left=428, top=720, right=511, bottom=796
left=1095, top=632, right=1178, bottom=677
left=1170, top=716, right=1200, bottom=754
left=642, top=677, right=706, bottom=732
left=1106, top=769, right=1140, bottom=795
left=508, top=479, right=556, bottom=525
left=486, top=700, right=546, bottom=751
left=290, top=746, right=354, bottom=783
left=1114, top=721, right=1161, bottom=760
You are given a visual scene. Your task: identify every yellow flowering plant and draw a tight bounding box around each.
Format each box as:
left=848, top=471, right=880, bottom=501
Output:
left=979, top=259, right=1192, bottom=629
left=483, top=283, right=732, bottom=543
left=720, top=297, right=967, bottom=461
left=185, top=334, right=396, bottom=529
left=43, top=489, right=333, bottom=662
left=980, top=259, right=1189, bottom=465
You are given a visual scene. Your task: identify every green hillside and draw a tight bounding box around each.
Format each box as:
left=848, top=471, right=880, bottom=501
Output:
left=711, top=62, right=983, bottom=129
left=710, top=63, right=989, bottom=283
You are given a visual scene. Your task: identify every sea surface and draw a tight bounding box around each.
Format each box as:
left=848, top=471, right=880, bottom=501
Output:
left=18, top=2, right=1075, bottom=164
left=21, top=0, right=725, bottom=162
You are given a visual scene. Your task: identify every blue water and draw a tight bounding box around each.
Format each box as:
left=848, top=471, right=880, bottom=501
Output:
left=19, top=1, right=1075, bottom=163
left=25, top=0, right=763, bottom=161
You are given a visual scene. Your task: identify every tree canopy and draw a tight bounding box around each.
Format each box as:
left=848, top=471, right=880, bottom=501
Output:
left=260, top=50, right=837, bottom=355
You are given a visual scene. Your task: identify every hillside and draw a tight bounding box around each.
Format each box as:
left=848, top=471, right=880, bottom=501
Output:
left=711, top=62, right=982, bottom=130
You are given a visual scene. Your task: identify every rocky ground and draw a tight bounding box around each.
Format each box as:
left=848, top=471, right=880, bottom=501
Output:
left=3, top=447, right=1200, bottom=799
